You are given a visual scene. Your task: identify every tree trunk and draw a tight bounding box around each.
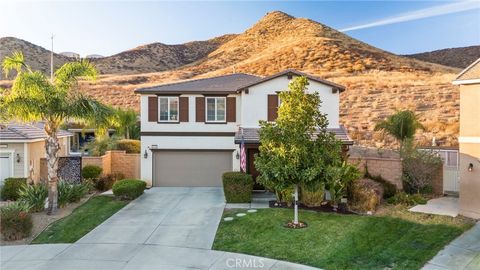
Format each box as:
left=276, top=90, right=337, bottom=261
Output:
left=45, top=126, right=60, bottom=215
left=126, top=127, right=130, bottom=139
left=293, top=184, right=299, bottom=224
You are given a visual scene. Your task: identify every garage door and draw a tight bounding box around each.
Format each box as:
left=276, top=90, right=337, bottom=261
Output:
left=153, top=150, right=233, bottom=187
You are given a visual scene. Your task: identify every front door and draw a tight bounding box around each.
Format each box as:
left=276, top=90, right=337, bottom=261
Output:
left=247, top=148, right=264, bottom=190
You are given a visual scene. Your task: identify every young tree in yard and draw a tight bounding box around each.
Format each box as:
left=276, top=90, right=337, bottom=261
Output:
left=255, top=76, right=356, bottom=226
left=1, top=52, right=112, bottom=214
left=374, top=110, right=423, bottom=151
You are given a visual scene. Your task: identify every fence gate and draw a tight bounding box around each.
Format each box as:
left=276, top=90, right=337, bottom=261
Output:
left=438, top=150, right=459, bottom=194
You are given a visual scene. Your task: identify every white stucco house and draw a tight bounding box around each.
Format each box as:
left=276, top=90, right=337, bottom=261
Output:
left=135, top=69, right=353, bottom=187
left=0, top=123, right=71, bottom=185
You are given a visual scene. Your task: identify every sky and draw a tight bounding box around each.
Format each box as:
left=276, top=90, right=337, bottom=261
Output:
left=0, top=1, right=479, bottom=57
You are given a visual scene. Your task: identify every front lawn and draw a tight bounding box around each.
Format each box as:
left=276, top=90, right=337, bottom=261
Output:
left=213, top=207, right=474, bottom=270
left=32, top=196, right=128, bottom=244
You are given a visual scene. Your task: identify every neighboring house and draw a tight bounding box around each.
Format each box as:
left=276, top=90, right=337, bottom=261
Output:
left=453, top=58, right=480, bottom=219
left=135, top=69, right=353, bottom=187
left=0, top=123, right=71, bottom=185
left=68, top=127, right=115, bottom=154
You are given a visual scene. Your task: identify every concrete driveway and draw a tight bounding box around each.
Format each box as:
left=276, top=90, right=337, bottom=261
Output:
left=1, top=187, right=321, bottom=270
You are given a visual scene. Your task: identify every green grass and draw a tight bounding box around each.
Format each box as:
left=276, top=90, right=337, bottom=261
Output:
left=32, top=196, right=128, bottom=244
left=213, top=207, right=474, bottom=270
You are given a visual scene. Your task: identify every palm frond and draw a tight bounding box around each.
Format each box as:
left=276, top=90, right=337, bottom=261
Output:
left=2, top=51, right=28, bottom=78
left=54, top=60, right=97, bottom=92
left=11, top=71, right=53, bottom=100
left=65, top=94, right=114, bottom=133
left=2, top=95, right=44, bottom=122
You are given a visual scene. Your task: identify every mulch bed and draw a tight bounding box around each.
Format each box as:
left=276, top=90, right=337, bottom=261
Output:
left=269, top=200, right=357, bottom=215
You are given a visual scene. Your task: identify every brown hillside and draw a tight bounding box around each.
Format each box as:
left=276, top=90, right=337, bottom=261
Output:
left=0, top=11, right=463, bottom=148
left=406, top=45, right=480, bottom=68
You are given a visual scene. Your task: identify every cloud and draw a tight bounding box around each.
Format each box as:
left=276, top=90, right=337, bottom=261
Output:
left=340, top=1, right=480, bottom=32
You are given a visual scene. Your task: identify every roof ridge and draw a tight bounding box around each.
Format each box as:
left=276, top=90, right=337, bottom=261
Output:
left=137, top=72, right=261, bottom=92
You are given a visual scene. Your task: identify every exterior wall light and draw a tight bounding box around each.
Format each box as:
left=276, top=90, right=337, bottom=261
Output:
left=236, top=150, right=240, bottom=160
left=144, top=150, right=148, bottom=159
left=468, top=163, right=473, bottom=172
left=16, top=153, right=21, bottom=163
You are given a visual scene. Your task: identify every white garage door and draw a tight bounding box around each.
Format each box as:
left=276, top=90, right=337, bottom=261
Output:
left=0, top=153, right=12, bottom=186
left=153, top=150, right=233, bottom=187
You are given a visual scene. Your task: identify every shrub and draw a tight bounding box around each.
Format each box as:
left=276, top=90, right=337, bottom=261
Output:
left=0, top=202, right=33, bottom=241
left=112, top=179, right=146, bottom=200
left=1, top=178, right=27, bottom=201
left=95, top=174, right=121, bottom=191
left=81, top=165, right=103, bottom=179
left=350, top=179, right=383, bottom=212
left=83, top=136, right=119, bottom=156
left=222, top=172, right=254, bottom=203
left=386, top=191, right=428, bottom=206
left=116, top=139, right=141, bottom=154
left=365, top=167, right=397, bottom=199
left=18, top=184, right=48, bottom=212
left=58, top=181, right=88, bottom=207
left=277, top=186, right=295, bottom=207
left=300, top=183, right=324, bottom=207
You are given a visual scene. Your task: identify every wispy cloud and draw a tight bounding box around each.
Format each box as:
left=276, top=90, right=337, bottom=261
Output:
left=341, top=1, right=480, bottom=32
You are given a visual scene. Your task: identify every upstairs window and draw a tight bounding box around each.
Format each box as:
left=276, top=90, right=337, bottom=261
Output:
left=206, top=97, right=226, bottom=122
left=158, top=96, right=179, bottom=122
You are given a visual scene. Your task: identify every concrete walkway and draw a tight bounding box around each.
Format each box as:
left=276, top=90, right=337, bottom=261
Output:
left=423, top=222, right=480, bottom=270
left=410, top=196, right=459, bottom=217
left=0, top=187, right=320, bottom=270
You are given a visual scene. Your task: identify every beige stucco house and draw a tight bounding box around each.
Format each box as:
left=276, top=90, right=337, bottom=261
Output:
left=453, top=58, right=480, bottom=219
left=0, top=123, right=71, bottom=185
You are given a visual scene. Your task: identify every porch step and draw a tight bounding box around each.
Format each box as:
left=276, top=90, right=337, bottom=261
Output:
left=251, top=191, right=276, bottom=203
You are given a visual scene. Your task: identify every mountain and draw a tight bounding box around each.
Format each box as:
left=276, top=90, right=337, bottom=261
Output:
left=0, top=11, right=463, bottom=148
left=406, top=45, right=480, bottom=68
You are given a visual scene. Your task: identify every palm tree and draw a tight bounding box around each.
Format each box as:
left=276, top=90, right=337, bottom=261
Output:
left=1, top=52, right=112, bottom=214
left=374, top=110, right=424, bottom=151
left=114, top=108, right=139, bottom=139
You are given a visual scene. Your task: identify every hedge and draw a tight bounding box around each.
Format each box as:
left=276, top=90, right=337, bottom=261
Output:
left=117, top=139, right=141, bottom=154
left=1, top=178, right=27, bottom=201
left=222, top=172, right=254, bottom=203
left=81, top=165, right=103, bottom=179
left=112, top=179, right=146, bottom=200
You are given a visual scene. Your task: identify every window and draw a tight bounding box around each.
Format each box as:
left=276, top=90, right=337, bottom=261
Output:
left=206, top=97, right=226, bottom=122
left=158, top=96, right=179, bottom=122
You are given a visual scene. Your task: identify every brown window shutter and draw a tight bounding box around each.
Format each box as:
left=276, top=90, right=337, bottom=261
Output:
left=226, top=97, right=236, bottom=122
left=267, top=94, right=278, bottom=121
left=148, top=96, right=158, bottom=122
left=196, top=97, right=205, bottom=122
left=179, top=97, right=189, bottom=122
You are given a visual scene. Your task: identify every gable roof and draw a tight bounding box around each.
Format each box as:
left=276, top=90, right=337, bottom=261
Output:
left=134, top=73, right=261, bottom=94
left=134, top=69, right=345, bottom=94
left=453, top=58, right=480, bottom=84
left=0, top=123, right=72, bottom=141
left=236, top=69, right=346, bottom=92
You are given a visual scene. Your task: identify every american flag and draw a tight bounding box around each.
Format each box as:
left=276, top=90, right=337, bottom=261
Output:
left=240, top=135, right=247, bottom=172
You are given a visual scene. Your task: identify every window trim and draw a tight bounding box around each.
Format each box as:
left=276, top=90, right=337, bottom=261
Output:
left=205, top=96, right=227, bottom=123
left=158, top=96, right=179, bottom=123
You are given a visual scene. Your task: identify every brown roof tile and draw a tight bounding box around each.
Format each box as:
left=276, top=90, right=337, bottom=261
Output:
left=0, top=122, right=71, bottom=141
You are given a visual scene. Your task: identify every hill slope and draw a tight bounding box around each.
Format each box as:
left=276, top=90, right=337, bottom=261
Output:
left=0, top=11, right=462, bottom=148
left=406, top=45, right=480, bottom=68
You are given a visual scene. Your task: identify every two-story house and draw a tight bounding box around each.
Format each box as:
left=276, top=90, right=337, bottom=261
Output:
left=135, top=69, right=353, bottom=187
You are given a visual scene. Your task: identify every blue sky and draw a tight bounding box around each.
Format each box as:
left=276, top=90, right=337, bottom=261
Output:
left=0, top=1, right=478, bottom=57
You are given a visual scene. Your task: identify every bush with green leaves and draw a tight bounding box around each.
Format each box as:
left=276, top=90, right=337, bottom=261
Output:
left=222, top=172, right=254, bottom=203
left=1, top=178, right=27, bottom=201
left=81, top=165, right=103, bottom=179
left=57, top=181, right=89, bottom=208
left=83, top=136, right=120, bottom=156
left=0, top=202, right=32, bottom=241
left=386, top=191, right=427, bottom=206
left=112, top=179, right=146, bottom=200
left=325, top=161, right=361, bottom=206
left=116, top=139, right=141, bottom=154
left=18, top=184, right=48, bottom=212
